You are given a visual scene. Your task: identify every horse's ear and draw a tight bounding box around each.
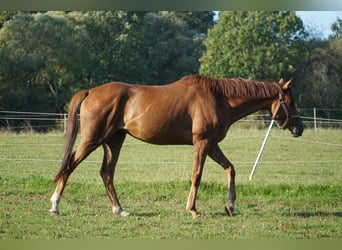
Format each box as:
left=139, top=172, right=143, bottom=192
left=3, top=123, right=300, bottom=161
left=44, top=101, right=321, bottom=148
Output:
left=281, top=78, right=293, bottom=90
left=278, top=78, right=284, bottom=84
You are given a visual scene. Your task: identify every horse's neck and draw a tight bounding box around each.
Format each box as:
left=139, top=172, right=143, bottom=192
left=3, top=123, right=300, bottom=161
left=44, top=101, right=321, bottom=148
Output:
left=227, top=97, right=274, bottom=123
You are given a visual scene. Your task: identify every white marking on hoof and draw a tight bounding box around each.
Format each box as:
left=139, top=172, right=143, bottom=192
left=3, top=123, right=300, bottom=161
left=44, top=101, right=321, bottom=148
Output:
left=112, top=206, right=130, bottom=217
left=119, top=210, right=130, bottom=217
left=50, top=191, right=62, bottom=202
left=49, top=191, right=61, bottom=215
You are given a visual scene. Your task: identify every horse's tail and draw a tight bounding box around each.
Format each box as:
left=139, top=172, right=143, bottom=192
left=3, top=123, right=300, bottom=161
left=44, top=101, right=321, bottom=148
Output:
left=54, top=89, right=89, bottom=183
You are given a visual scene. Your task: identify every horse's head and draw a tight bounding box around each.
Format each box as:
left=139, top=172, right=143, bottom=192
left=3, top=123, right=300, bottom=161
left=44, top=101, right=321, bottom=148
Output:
left=270, top=79, right=304, bottom=137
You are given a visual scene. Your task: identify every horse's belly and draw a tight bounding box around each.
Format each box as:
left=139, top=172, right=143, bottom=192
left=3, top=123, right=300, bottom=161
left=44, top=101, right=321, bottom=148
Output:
left=124, top=117, right=193, bottom=145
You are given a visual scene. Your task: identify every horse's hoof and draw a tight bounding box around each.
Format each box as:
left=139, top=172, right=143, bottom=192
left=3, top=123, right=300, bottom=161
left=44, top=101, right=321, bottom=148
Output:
left=113, top=207, right=130, bottom=217
left=119, top=210, right=130, bottom=217
left=192, top=213, right=201, bottom=219
left=224, top=205, right=234, bottom=217
left=49, top=209, right=59, bottom=215
left=189, top=209, right=201, bottom=219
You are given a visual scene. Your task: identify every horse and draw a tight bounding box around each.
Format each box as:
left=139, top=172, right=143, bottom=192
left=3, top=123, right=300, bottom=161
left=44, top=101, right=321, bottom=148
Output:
left=49, top=75, right=303, bottom=218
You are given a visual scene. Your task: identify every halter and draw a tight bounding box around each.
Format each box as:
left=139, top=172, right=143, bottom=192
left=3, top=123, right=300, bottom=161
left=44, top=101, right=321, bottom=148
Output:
left=272, top=93, right=300, bottom=129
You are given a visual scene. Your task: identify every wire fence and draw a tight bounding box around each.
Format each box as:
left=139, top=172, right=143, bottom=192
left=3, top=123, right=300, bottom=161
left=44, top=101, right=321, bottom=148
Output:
left=1, top=110, right=341, bottom=171
left=1, top=109, right=342, bottom=132
left=0, top=111, right=67, bottom=132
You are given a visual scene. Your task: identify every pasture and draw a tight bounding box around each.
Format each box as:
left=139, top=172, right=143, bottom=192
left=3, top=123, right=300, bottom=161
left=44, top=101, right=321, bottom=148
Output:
left=0, top=127, right=341, bottom=239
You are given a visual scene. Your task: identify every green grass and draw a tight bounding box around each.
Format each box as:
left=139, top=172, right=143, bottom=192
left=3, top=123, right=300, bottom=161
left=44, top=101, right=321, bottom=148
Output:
left=0, top=128, right=341, bottom=239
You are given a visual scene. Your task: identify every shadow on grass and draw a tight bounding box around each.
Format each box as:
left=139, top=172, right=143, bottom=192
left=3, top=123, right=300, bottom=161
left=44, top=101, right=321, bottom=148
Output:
left=130, top=209, right=240, bottom=219
left=206, top=207, right=243, bottom=218
left=291, top=211, right=342, bottom=218
left=131, top=212, right=161, bottom=217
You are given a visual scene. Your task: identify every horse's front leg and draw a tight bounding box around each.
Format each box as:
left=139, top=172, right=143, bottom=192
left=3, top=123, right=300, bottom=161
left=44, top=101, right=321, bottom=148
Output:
left=224, top=166, right=236, bottom=216
left=208, top=143, right=236, bottom=217
left=186, top=138, right=210, bottom=218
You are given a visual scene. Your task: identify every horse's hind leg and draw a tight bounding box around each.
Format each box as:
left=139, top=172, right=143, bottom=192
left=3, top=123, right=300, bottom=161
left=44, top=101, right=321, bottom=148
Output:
left=49, top=140, right=98, bottom=214
left=100, top=130, right=129, bottom=216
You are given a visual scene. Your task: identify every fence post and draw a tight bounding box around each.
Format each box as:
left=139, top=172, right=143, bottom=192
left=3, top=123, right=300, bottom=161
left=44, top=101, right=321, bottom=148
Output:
left=314, top=107, right=317, bottom=131
left=63, top=113, right=67, bottom=134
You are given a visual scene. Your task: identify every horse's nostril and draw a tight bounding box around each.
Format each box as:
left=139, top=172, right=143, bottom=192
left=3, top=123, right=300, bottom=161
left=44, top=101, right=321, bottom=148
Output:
left=292, top=126, right=303, bottom=137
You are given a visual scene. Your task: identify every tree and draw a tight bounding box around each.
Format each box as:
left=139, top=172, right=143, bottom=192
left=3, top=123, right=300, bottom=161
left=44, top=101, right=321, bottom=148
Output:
left=295, top=37, right=342, bottom=119
left=0, top=11, right=215, bottom=116
left=71, top=11, right=147, bottom=84
left=0, top=11, right=92, bottom=112
left=329, top=17, right=342, bottom=40
left=172, top=11, right=215, bottom=34
left=140, top=11, right=204, bottom=84
left=200, top=11, right=307, bottom=81
left=291, top=17, right=342, bottom=119
left=71, top=11, right=214, bottom=85
left=0, top=11, right=17, bottom=28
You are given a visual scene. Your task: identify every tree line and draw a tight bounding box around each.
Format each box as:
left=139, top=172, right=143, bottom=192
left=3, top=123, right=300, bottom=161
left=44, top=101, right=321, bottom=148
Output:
left=0, top=11, right=341, bottom=123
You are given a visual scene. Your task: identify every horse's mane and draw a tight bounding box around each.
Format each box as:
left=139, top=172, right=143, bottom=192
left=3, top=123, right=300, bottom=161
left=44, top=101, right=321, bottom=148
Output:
left=181, top=75, right=281, bottom=99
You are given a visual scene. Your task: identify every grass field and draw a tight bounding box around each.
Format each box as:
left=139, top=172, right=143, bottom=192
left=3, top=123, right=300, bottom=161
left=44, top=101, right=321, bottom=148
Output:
left=0, top=127, right=341, bottom=239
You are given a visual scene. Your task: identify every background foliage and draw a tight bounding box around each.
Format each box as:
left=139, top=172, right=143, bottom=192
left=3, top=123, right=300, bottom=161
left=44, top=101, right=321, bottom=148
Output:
left=0, top=11, right=214, bottom=113
left=200, top=11, right=306, bottom=80
left=0, top=11, right=341, bottom=120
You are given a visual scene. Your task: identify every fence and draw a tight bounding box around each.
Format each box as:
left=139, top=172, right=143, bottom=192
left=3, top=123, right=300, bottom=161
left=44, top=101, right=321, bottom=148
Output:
left=0, top=111, right=67, bottom=132
left=301, top=108, right=342, bottom=130
left=1, top=110, right=341, bottom=177
left=1, top=109, right=342, bottom=132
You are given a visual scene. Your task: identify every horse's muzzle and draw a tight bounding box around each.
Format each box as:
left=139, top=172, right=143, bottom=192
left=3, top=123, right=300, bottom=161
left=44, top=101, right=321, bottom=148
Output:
left=291, top=125, right=303, bottom=137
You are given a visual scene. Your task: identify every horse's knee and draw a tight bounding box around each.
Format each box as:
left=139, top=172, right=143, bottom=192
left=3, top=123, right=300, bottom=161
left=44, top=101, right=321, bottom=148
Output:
left=99, top=168, right=106, bottom=178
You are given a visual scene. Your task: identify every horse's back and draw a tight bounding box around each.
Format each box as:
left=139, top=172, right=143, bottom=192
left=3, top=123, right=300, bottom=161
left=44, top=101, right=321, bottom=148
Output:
left=80, top=82, right=130, bottom=112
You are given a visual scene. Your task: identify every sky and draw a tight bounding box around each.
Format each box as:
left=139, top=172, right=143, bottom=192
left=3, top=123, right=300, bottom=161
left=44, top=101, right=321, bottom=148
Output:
left=296, top=11, right=342, bottom=38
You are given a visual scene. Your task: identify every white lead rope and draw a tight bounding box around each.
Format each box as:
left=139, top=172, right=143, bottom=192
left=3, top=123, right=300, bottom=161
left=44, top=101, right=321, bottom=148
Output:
left=249, top=119, right=275, bottom=181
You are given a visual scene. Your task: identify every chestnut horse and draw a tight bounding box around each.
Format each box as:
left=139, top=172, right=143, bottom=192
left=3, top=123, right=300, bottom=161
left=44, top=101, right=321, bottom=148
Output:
left=49, top=75, right=303, bottom=218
